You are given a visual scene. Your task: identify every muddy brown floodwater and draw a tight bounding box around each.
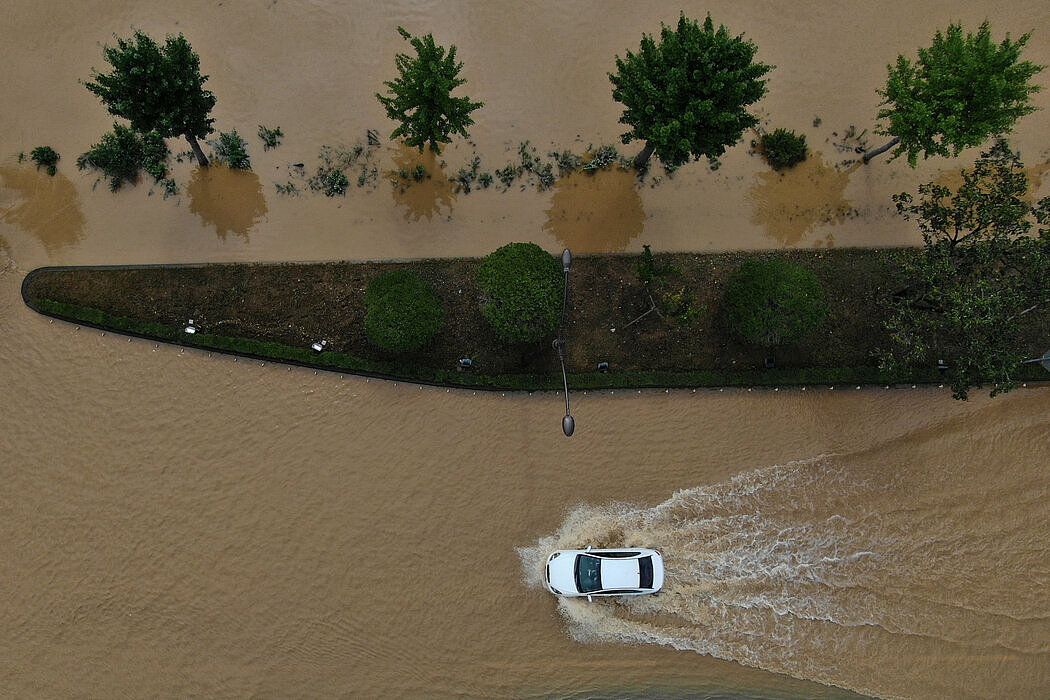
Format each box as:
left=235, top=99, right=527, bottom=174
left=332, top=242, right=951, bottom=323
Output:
left=2, top=2, right=1050, bottom=698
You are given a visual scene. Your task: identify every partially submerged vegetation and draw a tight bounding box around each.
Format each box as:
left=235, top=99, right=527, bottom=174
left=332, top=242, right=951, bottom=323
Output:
left=29, top=146, right=60, bottom=176
left=257, top=125, right=283, bottom=151
left=77, top=123, right=170, bottom=191
left=209, top=129, right=251, bottom=169
left=16, top=21, right=1046, bottom=398
left=758, top=128, right=808, bottom=170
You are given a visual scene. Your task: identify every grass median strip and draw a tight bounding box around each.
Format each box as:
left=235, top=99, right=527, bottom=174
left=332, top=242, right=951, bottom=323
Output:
left=21, top=250, right=1048, bottom=392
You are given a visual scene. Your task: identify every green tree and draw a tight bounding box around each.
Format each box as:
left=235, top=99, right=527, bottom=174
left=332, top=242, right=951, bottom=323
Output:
left=609, top=14, right=772, bottom=170
left=376, top=27, right=483, bottom=153
left=364, top=270, right=444, bottom=353
left=83, top=30, right=217, bottom=166
left=883, top=141, right=1050, bottom=399
left=477, top=243, right=561, bottom=344
left=724, top=257, right=827, bottom=347
left=864, top=22, right=1044, bottom=165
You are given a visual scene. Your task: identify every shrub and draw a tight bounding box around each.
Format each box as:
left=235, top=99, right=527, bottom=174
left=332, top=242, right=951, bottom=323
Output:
left=308, top=144, right=366, bottom=196
left=311, top=168, right=349, bottom=197
left=549, top=149, right=581, bottom=176
left=77, top=124, right=169, bottom=190
left=363, top=270, right=444, bottom=352
left=477, top=242, right=561, bottom=343
left=724, top=257, right=827, bottom=346
left=257, top=125, right=283, bottom=150
left=582, top=143, right=623, bottom=171
left=211, top=129, right=251, bottom=169
left=30, top=146, right=60, bottom=175
left=636, top=244, right=678, bottom=286
left=760, top=128, right=808, bottom=170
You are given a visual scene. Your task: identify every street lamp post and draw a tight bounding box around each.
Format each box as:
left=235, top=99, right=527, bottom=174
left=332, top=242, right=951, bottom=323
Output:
left=1023, top=349, right=1050, bottom=372
left=554, top=248, right=574, bottom=436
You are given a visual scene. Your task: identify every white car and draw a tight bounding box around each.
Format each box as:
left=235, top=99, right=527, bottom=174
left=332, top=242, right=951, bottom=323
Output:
left=545, top=546, right=664, bottom=600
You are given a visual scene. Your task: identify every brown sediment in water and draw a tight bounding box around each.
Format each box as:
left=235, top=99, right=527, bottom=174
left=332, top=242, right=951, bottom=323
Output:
left=3, top=2, right=1050, bottom=698
left=933, top=159, right=1050, bottom=203
left=748, top=156, right=859, bottom=247
left=0, top=166, right=86, bottom=252
left=543, top=168, right=645, bottom=253
left=186, top=165, right=268, bottom=242
left=388, top=144, right=457, bottom=222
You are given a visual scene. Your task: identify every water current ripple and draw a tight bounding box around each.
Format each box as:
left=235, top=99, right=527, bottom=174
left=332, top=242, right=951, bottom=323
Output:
left=519, top=441, right=1050, bottom=696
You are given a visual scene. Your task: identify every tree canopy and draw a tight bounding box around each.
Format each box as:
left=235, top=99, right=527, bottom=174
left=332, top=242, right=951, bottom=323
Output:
left=883, top=141, right=1050, bottom=398
left=866, top=22, right=1044, bottom=165
left=84, top=30, right=216, bottom=166
left=724, top=257, right=827, bottom=347
left=376, top=26, right=483, bottom=153
left=476, top=243, right=561, bottom=344
left=609, top=14, right=772, bottom=170
left=363, top=270, right=444, bottom=353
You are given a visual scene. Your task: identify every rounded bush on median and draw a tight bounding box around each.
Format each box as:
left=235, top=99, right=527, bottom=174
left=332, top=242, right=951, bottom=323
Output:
left=476, top=242, right=561, bottom=344
left=364, top=270, right=444, bottom=353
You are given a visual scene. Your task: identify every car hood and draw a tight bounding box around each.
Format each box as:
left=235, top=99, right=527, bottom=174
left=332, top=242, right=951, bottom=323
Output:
left=546, top=551, right=578, bottom=594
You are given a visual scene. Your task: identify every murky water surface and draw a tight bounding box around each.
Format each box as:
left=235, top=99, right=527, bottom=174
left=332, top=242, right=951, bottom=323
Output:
left=2, top=2, right=1049, bottom=697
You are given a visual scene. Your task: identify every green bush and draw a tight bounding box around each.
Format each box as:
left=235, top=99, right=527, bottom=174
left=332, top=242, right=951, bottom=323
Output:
left=77, top=124, right=169, bottom=190
left=476, top=242, right=561, bottom=344
left=363, top=270, right=444, bottom=352
left=312, top=169, right=349, bottom=197
left=724, top=257, right=827, bottom=346
left=760, top=128, right=808, bottom=170
left=30, top=146, right=60, bottom=175
left=211, top=129, right=251, bottom=169
left=257, top=125, right=283, bottom=151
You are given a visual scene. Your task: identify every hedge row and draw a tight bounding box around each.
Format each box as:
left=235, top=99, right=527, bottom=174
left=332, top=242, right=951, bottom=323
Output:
left=33, top=296, right=1045, bottom=392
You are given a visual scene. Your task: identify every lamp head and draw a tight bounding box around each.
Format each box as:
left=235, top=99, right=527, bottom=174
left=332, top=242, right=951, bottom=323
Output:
left=562, top=248, right=572, bottom=273
left=562, top=414, right=575, bottom=437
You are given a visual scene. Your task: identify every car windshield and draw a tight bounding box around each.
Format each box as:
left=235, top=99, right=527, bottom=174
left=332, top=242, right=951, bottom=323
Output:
left=639, top=556, right=654, bottom=589
left=575, top=554, right=602, bottom=593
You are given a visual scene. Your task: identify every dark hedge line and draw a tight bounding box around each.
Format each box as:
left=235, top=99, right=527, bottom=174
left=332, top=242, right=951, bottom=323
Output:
left=32, top=296, right=1045, bottom=392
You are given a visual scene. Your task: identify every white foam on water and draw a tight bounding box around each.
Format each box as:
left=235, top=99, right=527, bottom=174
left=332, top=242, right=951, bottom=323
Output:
left=520, top=451, right=1050, bottom=696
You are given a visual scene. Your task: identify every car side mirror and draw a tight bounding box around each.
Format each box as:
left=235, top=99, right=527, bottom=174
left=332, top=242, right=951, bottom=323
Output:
left=587, top=595, right=593, bottom=602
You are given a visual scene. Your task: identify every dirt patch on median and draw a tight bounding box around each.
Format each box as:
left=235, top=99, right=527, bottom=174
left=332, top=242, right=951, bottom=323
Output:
left=23, top=249, right=915, bottom=379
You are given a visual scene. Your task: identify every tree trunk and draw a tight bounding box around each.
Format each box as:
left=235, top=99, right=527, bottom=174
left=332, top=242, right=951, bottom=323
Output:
left=631, top=141, right=656, bottom=171
left=186, top=134, right=209, bottom=167
left=862, top=136, right=901, bottom=164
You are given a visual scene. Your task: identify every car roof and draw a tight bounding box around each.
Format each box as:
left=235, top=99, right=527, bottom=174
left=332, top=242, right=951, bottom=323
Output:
left=599, top=557, right=642, bottom=590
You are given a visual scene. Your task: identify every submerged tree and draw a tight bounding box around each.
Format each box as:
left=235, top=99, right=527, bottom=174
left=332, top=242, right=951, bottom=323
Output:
left=883, top=141, right=1050, bottom=399
left=609, top=14, right=772, bottom=171
left=864, top=22, right=1044, bottom=165
left=376, top=26, right=483, bottom=153
left=84, top=30, right=217, bottom=166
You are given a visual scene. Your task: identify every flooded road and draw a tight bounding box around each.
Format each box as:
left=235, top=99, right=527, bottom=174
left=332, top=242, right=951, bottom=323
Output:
left=2, top=2, right=1050, bottom=697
